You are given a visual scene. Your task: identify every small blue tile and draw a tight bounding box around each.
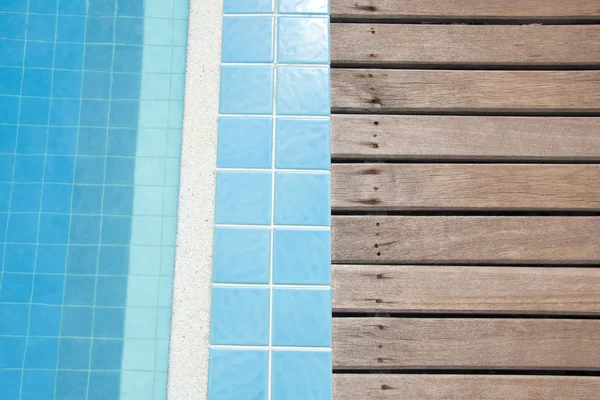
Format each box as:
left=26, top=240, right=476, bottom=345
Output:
left=27, top=14, right=57, bottom=41
left=276, top=118, right=330, bottom=170
left=217, top=117, right=272, bottom=168
left=101, top=216, right=132, bottom=245
left=0, top=122, right=17, bottom=152
left=17, top=126, right=47, bottom=154
left=23, top=68, right=52, bottom=98
left=115, top=17, right=143, bottom=45
left=213, top=227, right=270, bottom=284
left=113, top=45, right=143, bottom=73
left=208, top=349, right=268, bottom=400
left=66, top=245, right=98, bottom=274
left=85, top=44, right=114, bottom=71
left=4, top=244, right=35, bottom=272
left=0, top=304, right=28, bottom=335
left=278, top=17, right=329, bottom=64
left=274, top=228, right=331, bottom=285
left=98, top=245, right=129, bottom=274
left=56, top=371, right=88, bottom=400
left=0, top=39, right=25, bottom=66
left=50, top=99, right=81, bottom=126
left=30, top=0, right=58, bottom=13
left=74, top=156, right=105, bottom=184
left=0, top=154, right=15, bottom=180
left=105, top=157, right=134, bottom=184
left=86, top=17, right=115, bottom=43
left=32, top=274, right=64, bottom=305
left=102, top=185, right=134, bottom=215
left=54, top=43, right=84, bottom=70
left=0, top=337, right=26, bottom=368
left=59, top=0, right=87, bottom=14
left=272, top=351, right=332, bottom=399
left=72, top=185, right=103, bottom=213
left=220, top=65, right=274, bottom=115
left=274, top=172, right=330, bottom=226
left=53, top=70, right=82, bottom=98
left=36, top=245, right=68, bottom=273
left=223, top=0, right=274, bottom=13
left=69, top=215, right=101, bottom=244
left=21, top=370, right=55, bottom=400
left=20, top=97, right=50, bottom=124
left=7, top=213, right=38, bottom=243
left=94, top=307, right=125, bottom=337
left=83, top=71, right=111, bottom=99
left=277, top=66, right=330, bottom=116
left=89, top=0, right=116, bottom=15
left=0, top=183, right=8, bottom=211
left=109, top=100, right=139, bottom=128
left=44, top=156, right=75, bottom=183
left=222, top=16, right=274, bottom=63
left=273, top=288, right=332, bottom=346
left=0, top=12, right=26, bottom=39
left=96, top=275, right=127, bottom=306
left=0, top=370, right=20, bottom=399
left=88, top=372, right=120, bottom=400
left=58, top=338, right=91, bottom=369
left=81, top=100, right=109, bottom=126
left=91, top=339, right=123, bottom=370
left=29, top=305, right=61, bottom=336
left=57, top=15, right=85, bottom=42
left=279, top=0, right=328, bottom=14
left=210, top=286, right=270, bottom=345
left=78, top=127, right=107, bottom=155
left=64, top=275, right=95, bottom=305
left=0, top=96, right=19, bottom=123
left=61, top=306, right=93, bottom=336
left=10, top=183, right=42, bottom=212
left=215, top=171, right=272, bottom=225
left=118, top=0, right=144, bottom=16
left=111, top=74, right=141, bottom=99
left=0, top=273, right=32, bottom=302
left=24, top=41, right=54, bottom=68
left=39, top=214, right=70, bottom=243
left=107, top=128, right=137, bottom=155
left=41, top=184, right=72, bottom=214
left=24, top=337, right=59, bottom=369
left=0, top=67, right=22, bottom=95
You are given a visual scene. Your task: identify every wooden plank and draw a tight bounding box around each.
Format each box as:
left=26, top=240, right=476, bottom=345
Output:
left=331, top=0, right=600, bottom=21
left=331, top=69, right=600, bottom=113
left=331, top=115, right=600, bottom=161
left=333, top=318, right=600, bottom=369
left=332, top=216, right=600, bottom=264
left=332, top=24, right=600, bottom=66
left=332, top=164, right=600, bottom=211
left=333, top=265, right=600, bottom=313
left=333, top=374, right=600, bottom=399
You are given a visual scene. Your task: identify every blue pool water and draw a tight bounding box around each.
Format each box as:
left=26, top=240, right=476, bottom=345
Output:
left=0, top=0, right=188, bottom=398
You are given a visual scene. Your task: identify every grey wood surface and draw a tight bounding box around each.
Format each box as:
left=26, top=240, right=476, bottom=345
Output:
left=333, top=318, right=600, bottom=369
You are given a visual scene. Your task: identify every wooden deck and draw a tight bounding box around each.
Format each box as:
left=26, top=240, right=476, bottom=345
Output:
left=330, top=1, right=600, bottom=398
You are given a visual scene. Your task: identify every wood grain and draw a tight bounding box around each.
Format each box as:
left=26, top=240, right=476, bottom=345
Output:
left=333, top=374, right=600, bottom=399
left=332, top=24, right=600, bottom=66
left=332, top=216, right=600, bottom=264
left=333, top=265, right=600, bottom=313
left=331, top=69, right=600, bottom=113
left=333, top=318, right=600, bottom=369
left=331, top=115, right=600, bottom=160
left=332, top=164, right=600, bottom=211
left=331, top=0, right=600, bottom=20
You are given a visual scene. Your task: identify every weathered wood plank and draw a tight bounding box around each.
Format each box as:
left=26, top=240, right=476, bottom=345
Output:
left=331, top=115, right=600, bottom=160
left=333, top=374, right=600, bottom=399
left=333, top=318, right=600, bottom=369
left=332, top=164, right=600, bottom=211
left=333, top=265, right=600, bottom=313
left=331, top=69, right=600, bottom=113
left=331, top=0, right=600, bottom=21
left=332, top=24, right=600, bottom=65
left=332, top=216, right=600, bottom=264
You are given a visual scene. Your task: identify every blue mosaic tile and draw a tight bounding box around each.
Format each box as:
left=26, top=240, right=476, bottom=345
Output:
left=213, top=227, right=271, bottom=284
left=223, top=0, right=274, bottom=14
left=61, top=306, right=93, bottom=336
left=208, top=349, right=269, bottom=400
left=56, top=371, right=89, bottom=400
left=272, top=288, right=332, bottom=347
left=278, top=16, right=329, bottom=64
left=222, top=16, right=274, bottom=63
left=29, top=305, right=61, bottom=336
left=215, top=171, right=272, bottom=225
left=210, top=286, right=270, bottom=345
left=277, top=66, right=330, bottom=116
left=220, top=65, right=274, bottom=115
left=279, top=0, right=329, bottom=14
left=24, top=337, right=59, bottom=369
left=22, top=370, right=55, bottom=400
left=274, top=172, right=330, bottom=226
left=217, top=117, right=273, bottom=168
left=0, top=370, right=20, bottom=399
left=272, top=350, right=332, bottom=399
left=88, top=372, right=120, bottom=400
left=58, top=338, right=92, bottom=369
left=276, top=118, right=330, bottom=170
left=273, top=228, right=331, bottom=285
left=57, top=15, right=86, bottom=42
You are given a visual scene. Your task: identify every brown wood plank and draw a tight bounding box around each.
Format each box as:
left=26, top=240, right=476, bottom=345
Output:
left=331, top=69, right=600, bottom=113
left=333, top=318, right=600, bottom=369
left=332, top=24, right=600, bottom=66
left=331, top=115, right=600, bottom=161
left=332, top=216, right=600, bottom=264
left=333, top=374, right=600, bottom=399
left=332, top=164, right=600, bottom=211
left=333, top=265, right=600, bottom=314
left=331, top=0, right=600, bottom=21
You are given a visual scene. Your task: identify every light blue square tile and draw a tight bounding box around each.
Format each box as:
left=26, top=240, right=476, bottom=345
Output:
left=141, top=74, right=171, bottom=100
left=274, top=172, right=330, bottom=226
left=223, top=0, right=274, bottom=14
left=139, top=100, right=169, bottom=128
left=129, top=246, right=160, bottom=275
left=220, top=66, right=274, bottom=115
left=131, top=216, right=162, bottom=245
left=208, top=349, right=268, bottom=400
left=153, top=372, right=168, bottom=399
left=124, top=307, right=157, bottom=339
left=277, top=66, right=330, bottom=116
left=156, top=308, right=171, bottom=339
left=120, top=371, right=154, bottom=399
left=276, top=118, right=330, bottom=170
left=272, top=288, right=331, bottom=347
left=126, top=276, right=159, bottom=307
left=155, top=340, right=169, bottom=372
left=210, top=286, right=269, bottom=345
left=279, top=0, right=328, bottom=14
left=142, top=46, right=172, bottom=73
left=222, top=16, right=274, bottom=63
left=217, top=117, right=272, bottom=168
left=274, top=228, right=330, bottom=285
left=213, top=227, right=270, bottom=284
left=144, top=18, right=173, bottom=46
left=272, top=350, right=332, bottom=399
left=144, top=0, right=173, bottom=17
left=122, top=339, right=155, bottom=370
left=173, top=0, right=190, bottom=18
left=158, top=275, right=173, bottom=307
left=215, top=171, right=272, bottom=225
left=134, top=157, right=165, bottom=185
left=278, top=17, right=329, bottom=64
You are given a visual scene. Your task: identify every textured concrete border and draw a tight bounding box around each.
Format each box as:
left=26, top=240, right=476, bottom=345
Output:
left=167, top=0, right=222, bottom=398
